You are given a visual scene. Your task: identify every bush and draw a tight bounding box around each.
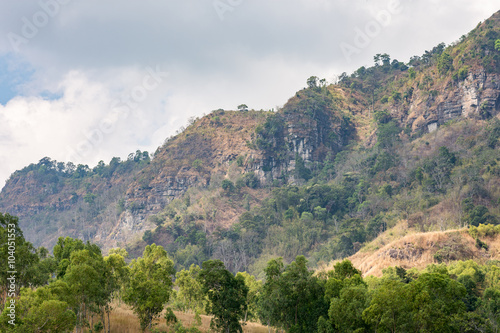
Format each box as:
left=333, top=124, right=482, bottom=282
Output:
left=243, top=172, right=260, bottom=188
left=468, top=224, right=500, bottom=238
left=475, top=238, right=489, bottom=250
left=221, top=179, right=235, bottom=193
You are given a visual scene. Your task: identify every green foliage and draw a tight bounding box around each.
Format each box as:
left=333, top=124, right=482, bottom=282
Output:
left=373, top=110, right=391, bottom=124
left=422, top=147, right=457, bottom=193
left=174, top=264, right=205, bottom=313
left=407, top=272, right=466, bottom=331
left=458, top=66, right=469, bottom=81
left=221, top=179, right=235, bottom=193
left=495, top=39, right=500, bottom=51
left=259, top=256, right=328, bottom=332
left=143, top=230, right=154, bottom=244
left=307, top=76, right=319, bottom=89
left=0, top=288, right=76, bottom=333
left=462, top=200, right=498, bottom=227
left=437, top=51, right=454, bottom=74
left=362, top=279, right=409, bottom=330
left=242, top=172, right=259, bottom=189
left=123, top=244, right=175, bottom=331
left=0, top=213, right=54, bottom=304
left=237, top=104, right=248, bottom=112
left=469, top=224, right=500, bottom=238
left=236, top=155, right=244, bottom=167
left=475, top=237, right=489, bottom=250
left=376, top=121, right=400, bottom=148
left=255, top=113, right=287, bottom=160
left=236, top=271, right=262, bottom=322
left=199, top=260, right=248, bottom=333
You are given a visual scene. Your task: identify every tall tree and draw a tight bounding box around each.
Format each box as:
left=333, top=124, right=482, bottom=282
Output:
left=199, top=260, right=248, bottom=333
left=122, top=244, right=175, bottom=331
left=259, top=256, right=328, bottom=332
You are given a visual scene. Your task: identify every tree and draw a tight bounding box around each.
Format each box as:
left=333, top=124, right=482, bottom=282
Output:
left=329, top=284, right=370, bottom=332
left=406, top=272, right=466, bottom=332
left=199, top=260, right=248, bottom=333
left=423, top=146, right=457, bottom=192
left=237, top=104, right=248, bottom=112
left=437, top=52, right=453, bottom=74
left=482, top=287, right=500, bottom=331
left=259, top=256, right=328, bottom=332
left=123, top=244, right=175, bottom=331
left=362, top=279, right=410, bottom=332
left=103, top=249, right=129, bottom=333
left=221, top=179, right=235, bottom=193
left=0, top=213, right=48, bottom=304
left=175, top=264, right=205, bottom=313
left=64, top=249, right=109, bottom=332
left=258, top=257, right=285, bottom=330
left=307, top=76, right=319, bottom=89
left=53, top=236, right=86, bottom=278
left=236, top=271, right=262, bottom=322
left=295, top=154, right=312, bottom=181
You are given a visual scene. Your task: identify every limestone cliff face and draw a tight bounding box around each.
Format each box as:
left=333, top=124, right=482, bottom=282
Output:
left=104, top=111, right=269, bottom=247
left=246, top=87, right=355, bottom=185
left=407, top=69, right=500, bottom=132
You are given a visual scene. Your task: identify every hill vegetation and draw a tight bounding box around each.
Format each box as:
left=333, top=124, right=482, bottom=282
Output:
left=1, top=212, right=500, bottom=332
left=2, top=8, right=500, bottom=333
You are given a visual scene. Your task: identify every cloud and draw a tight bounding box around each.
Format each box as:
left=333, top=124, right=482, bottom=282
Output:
left=0, top=0, right=498, bottom=189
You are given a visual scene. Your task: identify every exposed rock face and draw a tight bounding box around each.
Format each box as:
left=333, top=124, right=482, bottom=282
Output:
left=104, top=176, right=206, bottom=247
left=126, top=176, right=202, bottom=214
left=407, top=69, right=500, bottom=132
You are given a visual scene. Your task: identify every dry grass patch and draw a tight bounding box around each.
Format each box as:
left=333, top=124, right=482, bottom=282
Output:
left=102, top=302, right=271, bottom=333
left=322, top=227, right=500, bottom=278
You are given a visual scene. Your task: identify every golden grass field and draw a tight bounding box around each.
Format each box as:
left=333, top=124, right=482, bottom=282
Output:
left=94, top=301, right=273, bottom=333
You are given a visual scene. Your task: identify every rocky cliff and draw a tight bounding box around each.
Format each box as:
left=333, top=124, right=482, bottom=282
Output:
left=2, top=10, right=500, bottom=253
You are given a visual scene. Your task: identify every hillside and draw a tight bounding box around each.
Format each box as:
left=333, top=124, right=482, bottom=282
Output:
left=1, top=10, right=500, bottom=275
left=320, top=225, right=500, bottom=277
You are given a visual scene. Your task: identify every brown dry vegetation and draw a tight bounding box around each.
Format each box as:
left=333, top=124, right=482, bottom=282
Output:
left=94, top=301, right=271, bottom=333
left=321, top=227, right=500, bottom=277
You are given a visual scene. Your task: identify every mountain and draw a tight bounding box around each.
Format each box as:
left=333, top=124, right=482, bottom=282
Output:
left=1, top=10, right=500, bottom=273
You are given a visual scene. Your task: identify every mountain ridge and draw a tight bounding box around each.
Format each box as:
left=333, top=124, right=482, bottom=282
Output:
left=1, top=10, right=500, bottom=273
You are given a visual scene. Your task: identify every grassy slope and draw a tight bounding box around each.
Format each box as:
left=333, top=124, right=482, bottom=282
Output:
left=337, top=227, right=500, bottom=277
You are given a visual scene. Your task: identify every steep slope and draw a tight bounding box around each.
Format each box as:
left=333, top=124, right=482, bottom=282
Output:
left=1, top=10, right=500, bottom=269
left=0, top=155, right=149, bottom=249
left=327, top=10, right=500, bottom=144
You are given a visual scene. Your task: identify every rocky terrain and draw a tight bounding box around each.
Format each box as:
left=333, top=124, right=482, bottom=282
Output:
left=1, top=10, right=500, bottom=264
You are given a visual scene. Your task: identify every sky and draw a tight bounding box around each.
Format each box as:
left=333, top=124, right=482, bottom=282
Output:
left=0, top=0, right=499, bottom=190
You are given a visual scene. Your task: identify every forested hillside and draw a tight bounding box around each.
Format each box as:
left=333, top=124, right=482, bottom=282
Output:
left=2, top=10, right=500, bottom=275
left=2, top=8, right=500, bottom=333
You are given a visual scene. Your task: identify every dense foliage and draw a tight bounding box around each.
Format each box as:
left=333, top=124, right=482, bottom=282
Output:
left=2, top=216, right=500, bottom=332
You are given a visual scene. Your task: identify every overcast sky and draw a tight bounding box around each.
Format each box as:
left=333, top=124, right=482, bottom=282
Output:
left=0, top=0, right=498, bottom=190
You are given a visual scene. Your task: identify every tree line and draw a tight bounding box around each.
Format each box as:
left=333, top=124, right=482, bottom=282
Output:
left=1, top=212, right=500, bottom=332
